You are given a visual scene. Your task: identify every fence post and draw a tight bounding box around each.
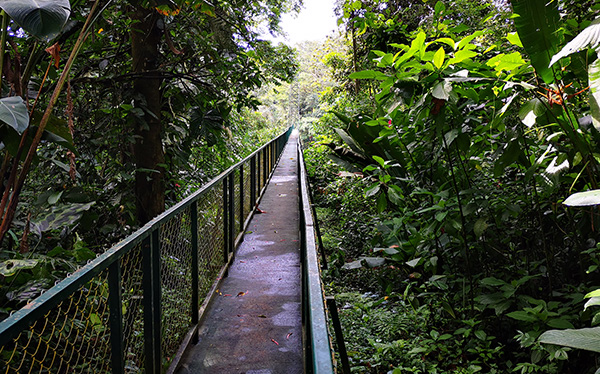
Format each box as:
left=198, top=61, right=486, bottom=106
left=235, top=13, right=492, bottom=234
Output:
left=250, top=156, right=256, bottom=209
left=228, top=173, right=235, bottom=256
left=142, top=231, right=162, bottom=374
left=239, top=165, right=244, bottom=232
left=262, top=147, right=267, bottom=187
left=108, top=261, right=124, bottom=374
left=190, top=201, right=199, bottom=344
left=326, top=297, right=351, bottom=374
left=223, top=178, right=229, bottom=264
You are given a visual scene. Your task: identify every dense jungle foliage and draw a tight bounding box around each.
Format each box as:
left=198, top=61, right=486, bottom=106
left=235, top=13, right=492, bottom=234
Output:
left=5, top=0, right=600, bottom=373
left=300, top=0, right=600, bottom=372
left=0, top=0, right=298, bottom=321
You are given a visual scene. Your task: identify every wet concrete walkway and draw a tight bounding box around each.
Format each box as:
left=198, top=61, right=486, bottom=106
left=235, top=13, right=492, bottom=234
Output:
left=177, top=135, right=303, bottom=374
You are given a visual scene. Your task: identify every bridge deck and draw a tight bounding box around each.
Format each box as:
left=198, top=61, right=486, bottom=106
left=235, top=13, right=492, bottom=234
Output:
left=177, top=135, right=303, bottom=374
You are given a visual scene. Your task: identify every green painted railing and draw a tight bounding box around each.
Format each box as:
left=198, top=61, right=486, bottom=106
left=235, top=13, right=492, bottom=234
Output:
left=0, top=128, right=292, bottom=374
left=297, top=137, right=336, bottom=373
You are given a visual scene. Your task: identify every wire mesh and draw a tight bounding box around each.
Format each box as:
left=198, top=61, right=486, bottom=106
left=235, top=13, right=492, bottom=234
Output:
left=234, top=169, right=241, bottom=236
left=243, top=160, right=252, bottom=226
left=259, top=151, right=265, bottom=194
left=0, top=129, right=292, bottom=374
left=196, top=184, right=225, bottom=304
left=159, top=207, right=193, bottom=365
left=120, top=243, right=146, bottom=373
left=0, top=272, right=112, bottom=373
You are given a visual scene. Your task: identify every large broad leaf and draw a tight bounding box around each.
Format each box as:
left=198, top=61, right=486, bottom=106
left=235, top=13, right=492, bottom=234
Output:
left=589, top=57, right=600, bottom=130
left=30, top=202, right=95, bottom=236
left=0, top=97, right=29, bottom=134
left=518, top=98, right=546, bottom=128
left=549, top=17, right=600, bottom=67
left=0, top=0, right=71, bottom=41
left=0, top=259, right=39, bottom=277
left=563, top=189, right=600, bottom=206
left=511, top=0, right=562, bottom=84
left=539, top=327, right=600, bottom=353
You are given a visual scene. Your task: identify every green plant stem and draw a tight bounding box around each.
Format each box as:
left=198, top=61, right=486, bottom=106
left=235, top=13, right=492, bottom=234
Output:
left=439, top=111, right=473, bottom=311
left=0, top=10, right=9, bottom=93
left=0, top=0, right=103, bottom=243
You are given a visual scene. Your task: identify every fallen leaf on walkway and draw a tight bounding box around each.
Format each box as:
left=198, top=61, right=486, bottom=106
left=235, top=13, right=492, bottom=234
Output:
left=255, top=206, right=267, bottom=214
left=223, top=294, right=232, bottom=297
left=257, top=314, right=267, bottom=318
left=240, top=260, right=246, bottom=263
left=271, top=339, right=279, bottom=345
left=237, top=291, right=248, bottom=296
left=245, top=231, right=253, bottom=234
left=286, top=333, right=293, bottom=339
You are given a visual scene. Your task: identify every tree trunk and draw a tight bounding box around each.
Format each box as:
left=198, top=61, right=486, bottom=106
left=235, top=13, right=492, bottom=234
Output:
left=130, top=6, right=165, bottom=224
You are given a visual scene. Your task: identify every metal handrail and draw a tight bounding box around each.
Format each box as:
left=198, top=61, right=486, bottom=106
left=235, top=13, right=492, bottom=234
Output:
left=297, top=138, right=336, bottom=373
left=0, top=127, right=292, bottom=373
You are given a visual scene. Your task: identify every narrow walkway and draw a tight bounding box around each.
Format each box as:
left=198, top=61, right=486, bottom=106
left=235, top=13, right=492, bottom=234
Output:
left=177, top=136, right=302, bottom=374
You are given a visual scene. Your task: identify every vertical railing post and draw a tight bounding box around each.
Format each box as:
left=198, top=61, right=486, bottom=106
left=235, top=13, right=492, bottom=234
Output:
left=142, top=232, right=161, bottom=374
left=250, top=155, right=256, bottom=209
left=108, top=261, right=124, bottom=374
left=228, top=173, right=235, bottom=256
left=239, top=165, right=244, bottom=232
left=190, top=201, right=199, bottom=344
left=262, top=147, right=267, bottom=187
left=151, top=230, right=161, bottom=371
left=223, top=178, right=229, bottom=264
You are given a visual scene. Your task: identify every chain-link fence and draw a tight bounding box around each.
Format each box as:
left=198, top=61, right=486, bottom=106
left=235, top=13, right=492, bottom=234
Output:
left=0, top=128, right=292, bottom=374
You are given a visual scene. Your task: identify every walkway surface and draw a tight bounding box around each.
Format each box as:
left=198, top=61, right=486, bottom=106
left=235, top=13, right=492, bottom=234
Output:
left=177, top=136, right=303, bottom=374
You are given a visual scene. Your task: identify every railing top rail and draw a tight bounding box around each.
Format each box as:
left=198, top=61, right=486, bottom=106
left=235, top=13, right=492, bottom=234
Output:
left=297, top=137, right=335, bottom=373
left=0, top=126, right=292, bottom=347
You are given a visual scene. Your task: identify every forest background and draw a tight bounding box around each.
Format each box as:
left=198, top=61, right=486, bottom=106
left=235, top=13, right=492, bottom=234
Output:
left=2, top=0, right=600, bottom=373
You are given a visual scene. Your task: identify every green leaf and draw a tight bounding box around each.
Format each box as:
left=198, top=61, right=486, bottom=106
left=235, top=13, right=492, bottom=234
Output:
left=585, top=297, right=600, bottom=310
left=372, top=155, right=385, bottom=168
left=364, top=184, right=380, bottom=198
left=48, top=191, right=62, bottom=205
left=563, top=190, right=600, bottom=206
left=431, top=37, right=455, bottom=50
left=518, top=98, right=546, bottom=128
left=457, top=31, right=484, bottom=50
left=507, top=310, right=539, bottom=322
left=506, top=32, right=523, bottom=47
left=31, top=202, right=95, bottom=235
left=432, top=80, right=452, bottom=100
left=547, top=319, right=575, bottom=329
left=448, top=50, right=478, bottom=65
left=486, top=52, right=527, bottom=74
left=0, top=0, right=71, bottom=41
left=549, top=17, right=600, bottom=67
left=539, top=327, right=600, bottom=353
left=474, top=218, right=489, bottom=238
left=0, top=259, right=39, bottom=277
left=376, top=193, right=387, bottom=212
left=388, top=187, right=403, bottom=206
left=481, top=277, right=506, bottom=287
left=511, top=0, right=561, bottom=83
left=349, top=70, right=388, bottom=80
left=0, top=97, right=29, bottom=134
left=589, top=57, right=600, bottom=130
left=433, top=47, right=445, bottom=69
left=434, top=1, right=446, bottom=17
left=586, top=289, right=600, bottom=298
left=406, top=257, right=421, bottom=268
